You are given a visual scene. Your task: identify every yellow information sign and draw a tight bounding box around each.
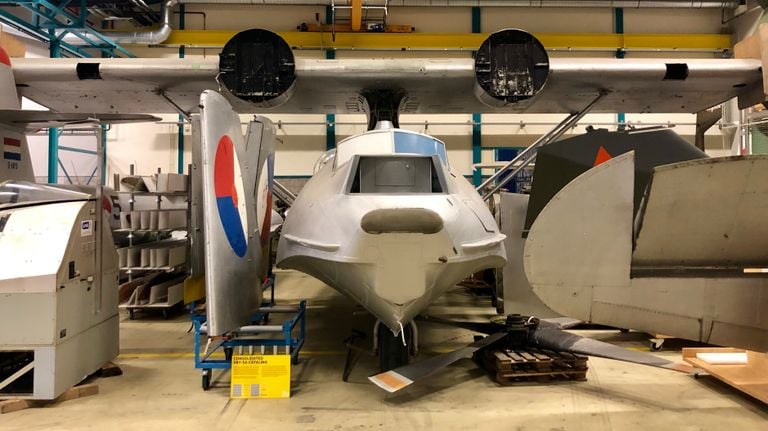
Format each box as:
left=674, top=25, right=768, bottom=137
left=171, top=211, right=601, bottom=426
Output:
left=231, top=354, right=291, bottom=399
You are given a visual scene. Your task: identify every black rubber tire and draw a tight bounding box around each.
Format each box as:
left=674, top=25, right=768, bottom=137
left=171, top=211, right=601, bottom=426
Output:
left=202, top=369, right=211, bottom=390
left=378, top=324, right=411, bottom=372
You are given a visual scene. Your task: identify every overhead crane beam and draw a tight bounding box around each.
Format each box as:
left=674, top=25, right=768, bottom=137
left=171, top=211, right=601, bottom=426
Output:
left=159, top=30, right=732, bottom=52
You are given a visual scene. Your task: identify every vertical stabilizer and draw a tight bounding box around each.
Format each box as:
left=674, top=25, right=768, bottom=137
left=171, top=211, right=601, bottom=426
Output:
left=0, top=46, right=33, bottom=182
left=248, top=116, right=276, bottom=248
left=0, top=129, right=33, bottom=182
left=199, top=90, right=275, bottom=336
left=0, top=46, right=19, bottom=110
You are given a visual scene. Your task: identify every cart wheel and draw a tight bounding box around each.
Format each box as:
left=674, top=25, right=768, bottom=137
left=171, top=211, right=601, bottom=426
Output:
left=202, top=369, right=212, bottom=391
left=650, top=339, right=664, bottom=351
left=128, top=310, right=135, bottom=320
left=224, top=347, right=233, bottom=362
left=162, top=309, right=169, bottom=320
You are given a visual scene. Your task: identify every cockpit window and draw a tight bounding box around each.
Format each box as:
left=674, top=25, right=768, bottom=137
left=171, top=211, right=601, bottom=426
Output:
left=348, top=156, right=445, bottom=194
left=393, top=131, right=448, bottom=165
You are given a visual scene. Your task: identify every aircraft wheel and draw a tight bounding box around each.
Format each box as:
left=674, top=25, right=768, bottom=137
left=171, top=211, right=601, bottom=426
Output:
left=378, top=324, right=411, bottom=372
left=202, top=369, right=212, bottom=390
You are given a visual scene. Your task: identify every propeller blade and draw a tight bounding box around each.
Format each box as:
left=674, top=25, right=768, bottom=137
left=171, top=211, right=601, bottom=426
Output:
left=531, top=326, right=695, bottom=373
left=368, top=332, right=507, bottom=393
left=540, top=317, right=582, bottom=329
left=416, top=315, right=499, bottom=335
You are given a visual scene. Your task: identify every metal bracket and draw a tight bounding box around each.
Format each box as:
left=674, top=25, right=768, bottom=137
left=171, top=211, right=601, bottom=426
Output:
left=478, top=91, right=606, bottom=201
left=157, top=89, right=191, bottom=122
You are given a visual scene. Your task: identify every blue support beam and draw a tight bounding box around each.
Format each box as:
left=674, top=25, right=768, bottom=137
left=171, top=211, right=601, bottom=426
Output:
left=47, top=38, right=60, bottom=184
left=59, top=145, right=97, bottom=156
left=325, top=14, right=336, bottom=151
left=0, top=9, right=92, bottom=57
left=471, top=7, right=482, bottom=187
left=472, top=113, right=482, bottom=187
left=1, top=1, right=136, bottom=58
left=615, top=8, right=626, bottom=131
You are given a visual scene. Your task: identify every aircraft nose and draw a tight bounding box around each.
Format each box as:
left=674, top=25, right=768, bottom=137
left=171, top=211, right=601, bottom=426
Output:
left=360, top=208, right=444, bottom=234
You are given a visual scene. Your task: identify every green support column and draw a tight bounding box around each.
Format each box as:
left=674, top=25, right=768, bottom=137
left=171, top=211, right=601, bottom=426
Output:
left=615, top=8, right=626, bottom=130
left=47, top=37, right=61, bottom=184
left=178, top=3, right=186, bottom=174
left=325, top=8, right=336, bottom=151
left=471, top=7, right=482, bottom=187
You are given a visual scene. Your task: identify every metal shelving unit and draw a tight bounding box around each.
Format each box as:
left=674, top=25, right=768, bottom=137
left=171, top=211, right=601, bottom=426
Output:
left=114, top=165, right=191, bottom=319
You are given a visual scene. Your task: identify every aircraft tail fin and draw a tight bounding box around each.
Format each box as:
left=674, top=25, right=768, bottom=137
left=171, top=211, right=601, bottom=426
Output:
left=0, top=127, right=34, bottom=182
left=248, top=117, right=276, bottom=248
left=0, top=46, right=20, bottom=110
left=198, top=90, right=276, bottom=336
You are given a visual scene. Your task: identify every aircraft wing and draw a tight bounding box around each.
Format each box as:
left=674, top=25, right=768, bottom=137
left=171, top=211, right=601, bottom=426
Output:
left=10, top=29, right=763, bottom=115
left=0, top=110, right=160, bottom=130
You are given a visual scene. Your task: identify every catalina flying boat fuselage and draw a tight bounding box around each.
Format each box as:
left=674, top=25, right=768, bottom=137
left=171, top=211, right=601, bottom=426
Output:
left=277, top=123, right=507, bottom=335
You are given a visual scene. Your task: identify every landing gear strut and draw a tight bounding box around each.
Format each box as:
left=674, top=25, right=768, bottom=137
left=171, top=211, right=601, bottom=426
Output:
left=377, top=323, right=413, bottom=372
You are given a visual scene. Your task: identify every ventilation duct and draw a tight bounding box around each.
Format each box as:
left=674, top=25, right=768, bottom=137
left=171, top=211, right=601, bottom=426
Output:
left=62, top=0, right=177, bottom=46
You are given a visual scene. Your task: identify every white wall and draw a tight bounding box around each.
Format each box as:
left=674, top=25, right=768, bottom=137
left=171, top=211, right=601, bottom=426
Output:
left=2, top=5, right=742, bottom=182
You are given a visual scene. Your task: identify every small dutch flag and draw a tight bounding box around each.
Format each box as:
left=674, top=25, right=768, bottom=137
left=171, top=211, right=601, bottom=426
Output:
left=3, top=137, right=21, bottom=161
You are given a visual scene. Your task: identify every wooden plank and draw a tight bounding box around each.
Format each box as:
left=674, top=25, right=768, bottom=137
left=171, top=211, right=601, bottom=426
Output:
left=493, top=351, right=511, bottom=364
left=0, top=399, right=31, bottom=414
left=504, top=350, right=526, bottom=362
left=0, top=384, right=99, bottom=414
left=55, top=384, right=99, bottom=402
left=683, top=347, right=768, bottom=404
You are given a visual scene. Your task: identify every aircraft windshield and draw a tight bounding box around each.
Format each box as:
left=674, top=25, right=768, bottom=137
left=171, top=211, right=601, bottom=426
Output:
left=393, top=132, right=447, bottom=165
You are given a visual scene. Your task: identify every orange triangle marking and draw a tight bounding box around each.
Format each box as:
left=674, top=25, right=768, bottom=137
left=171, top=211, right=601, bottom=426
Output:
left=593, top=146, right=613, bottom=167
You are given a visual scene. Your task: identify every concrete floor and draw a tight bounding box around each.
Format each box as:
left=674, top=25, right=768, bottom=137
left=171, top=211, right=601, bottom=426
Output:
left=3, top=270, right=768, bottom=430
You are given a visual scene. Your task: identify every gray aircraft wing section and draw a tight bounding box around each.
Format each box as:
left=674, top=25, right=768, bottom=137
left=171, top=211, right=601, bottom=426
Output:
left=10, top=32, right=762, bottom=115
left=633, top=155, right=768, bottom=269
left=199, top=89, right=274, bottom=336
left=0, top=111, right=160, bottom=130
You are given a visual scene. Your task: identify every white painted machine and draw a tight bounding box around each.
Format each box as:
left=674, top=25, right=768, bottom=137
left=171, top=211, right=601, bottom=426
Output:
left=0, top=181, right=118, bottom=400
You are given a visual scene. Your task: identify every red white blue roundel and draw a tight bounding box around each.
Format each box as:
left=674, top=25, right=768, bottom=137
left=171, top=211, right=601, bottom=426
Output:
left=214, top=135, right=248, bottom=257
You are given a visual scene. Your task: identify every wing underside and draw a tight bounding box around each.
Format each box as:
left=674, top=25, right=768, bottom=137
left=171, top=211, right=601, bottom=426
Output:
left=11, top=49, right=761, bottom=115
left=9, top=29, right=763, bottom=116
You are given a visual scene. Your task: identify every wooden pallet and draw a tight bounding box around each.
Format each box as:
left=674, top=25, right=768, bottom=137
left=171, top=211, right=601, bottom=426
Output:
left=0, top=362, right=121, bottom=414
left=476, top=347, right=589, bottom=384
